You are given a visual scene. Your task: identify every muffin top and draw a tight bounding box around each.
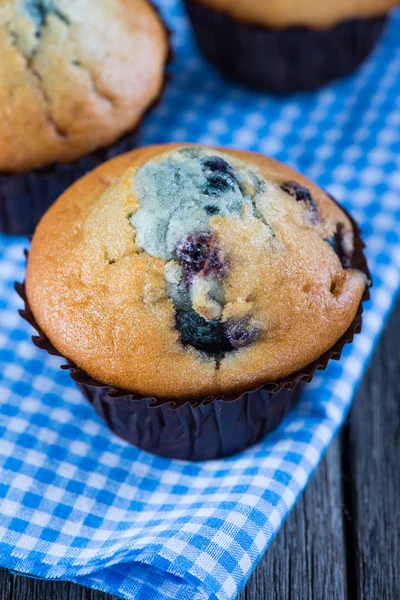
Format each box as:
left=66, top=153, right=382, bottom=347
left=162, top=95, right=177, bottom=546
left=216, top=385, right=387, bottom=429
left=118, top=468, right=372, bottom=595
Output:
left=26, top=144, right=368, bottom=399
left=0, top=0, right=168, bottom=172
left=197, top=0, right=397, bottom=29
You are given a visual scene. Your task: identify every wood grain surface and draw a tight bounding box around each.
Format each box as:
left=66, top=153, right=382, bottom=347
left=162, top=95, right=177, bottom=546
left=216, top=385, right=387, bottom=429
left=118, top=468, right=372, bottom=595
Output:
left=1, top=295, right=399, bottom=600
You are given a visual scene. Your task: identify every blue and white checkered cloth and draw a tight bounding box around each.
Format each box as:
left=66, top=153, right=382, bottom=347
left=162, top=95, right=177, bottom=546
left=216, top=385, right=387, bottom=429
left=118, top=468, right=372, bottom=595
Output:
left=1, top=3, right=400, bottom=599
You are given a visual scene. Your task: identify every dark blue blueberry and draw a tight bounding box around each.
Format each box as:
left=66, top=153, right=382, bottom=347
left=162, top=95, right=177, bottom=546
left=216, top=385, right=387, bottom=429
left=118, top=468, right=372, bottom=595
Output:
left=327, top=222, right=352, bottom=269
left=24, top=0, right=69, bottom=29
left=202, top=156, right=239, bottom=195
left=203, top=156, right=237, bottom=178
left=281, top=181, right=318, bottom=222
left=175, top=309, right=233, bottom=354
left=175, top=232, right=226, bottom=280
left=204, top=171, right=237, bottom=195
left=281, top=181, right=312, bottom=202
left=205, top=205, right=219, bottom=215
left=24, top=0, right=49, bottom=27
left=224, top=319, right=260, bottom=349
left=175, top=311, right=259, bottom=355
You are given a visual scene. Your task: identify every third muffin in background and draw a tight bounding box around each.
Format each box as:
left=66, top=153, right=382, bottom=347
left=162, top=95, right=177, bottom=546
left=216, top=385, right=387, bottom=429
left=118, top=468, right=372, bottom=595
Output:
left=184, top=0, right=396, bottom=93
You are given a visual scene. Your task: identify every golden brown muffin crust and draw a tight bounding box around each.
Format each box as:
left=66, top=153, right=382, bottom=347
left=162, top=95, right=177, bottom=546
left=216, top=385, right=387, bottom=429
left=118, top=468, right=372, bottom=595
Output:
left=26, top=144, right=367, bottom=399
left=0, top=0, right=168, bottom=172
left=194, top=0, right=398, bottom=29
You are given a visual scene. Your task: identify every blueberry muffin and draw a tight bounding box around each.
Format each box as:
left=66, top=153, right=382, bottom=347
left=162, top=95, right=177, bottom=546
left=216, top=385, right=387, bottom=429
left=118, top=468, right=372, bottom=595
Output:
left=23, top=144, right=370, bottom=459
left=0, top=0, right=169, bottom=233
left=184, top=0, right=396, bottom=93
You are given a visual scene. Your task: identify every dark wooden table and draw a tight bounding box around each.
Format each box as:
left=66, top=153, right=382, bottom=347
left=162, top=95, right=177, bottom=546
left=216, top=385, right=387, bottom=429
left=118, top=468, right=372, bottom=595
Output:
left=1, top=297, right=399, bottom=600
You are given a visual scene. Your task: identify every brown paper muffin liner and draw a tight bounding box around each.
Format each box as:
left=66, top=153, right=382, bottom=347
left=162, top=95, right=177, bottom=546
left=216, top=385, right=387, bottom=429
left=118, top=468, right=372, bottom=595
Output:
left=0, top=7, right=172, bottom=237
left=184, top=0, right=387, bottom=94
left=16, top=204, right=371, bottom=460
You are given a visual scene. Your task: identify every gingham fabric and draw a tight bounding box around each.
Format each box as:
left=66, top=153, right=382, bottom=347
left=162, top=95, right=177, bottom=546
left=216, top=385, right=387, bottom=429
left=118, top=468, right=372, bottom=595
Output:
left=1, top=2, right=400, bottom=599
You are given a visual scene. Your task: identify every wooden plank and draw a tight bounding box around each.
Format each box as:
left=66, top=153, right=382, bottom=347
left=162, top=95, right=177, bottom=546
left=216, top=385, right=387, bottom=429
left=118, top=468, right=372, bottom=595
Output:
left=7, top=573, right=116, bottom=600
left=240, top=295, right=400, bottom=599
left=7, top=575, right=85, bottom=600
left=238, top=437, right=347, bottom=600
left=0, top=569, right=12, bottom=600
left=343, top=296, right=400, bottom=600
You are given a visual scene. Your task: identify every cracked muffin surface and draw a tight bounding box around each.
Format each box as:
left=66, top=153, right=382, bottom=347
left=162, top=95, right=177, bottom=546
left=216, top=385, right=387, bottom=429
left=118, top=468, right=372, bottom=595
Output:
left=0, top=0, right=168, bottom=172
left=26, top=144, right=368, bottom=398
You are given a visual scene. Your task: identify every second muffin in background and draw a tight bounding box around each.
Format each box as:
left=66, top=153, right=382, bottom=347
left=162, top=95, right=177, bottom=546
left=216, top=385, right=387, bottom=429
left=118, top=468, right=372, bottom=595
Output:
left=22, top=144, right=371, bottom=459
left=0, top=0, right=169, bottom=233
left=184, top=0, right=395, bottom=93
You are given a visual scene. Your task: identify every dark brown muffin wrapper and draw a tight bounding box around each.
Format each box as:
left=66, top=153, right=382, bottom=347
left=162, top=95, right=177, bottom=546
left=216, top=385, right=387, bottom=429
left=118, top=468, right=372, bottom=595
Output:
left=184, top=0, right=387, bottom=94
left=0, top=135, right=138, bottom=236
left=16, top=204, right=371, bottom=460
left=0, top=8, right=172, bottom=237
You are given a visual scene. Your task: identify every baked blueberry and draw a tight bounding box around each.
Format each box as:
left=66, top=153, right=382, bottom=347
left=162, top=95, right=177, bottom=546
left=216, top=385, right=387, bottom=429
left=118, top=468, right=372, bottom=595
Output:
left=204, top=171, right=237, bottom=195
left=327, top=223, right=352, bottom=269
left=175, top=309, right=233, bottom=354
left=203, top=156, right=238, bottom=178
left=224, top=319, right=260, bottom=349
left=24, top=0, right=51, bottom=27
left=175, top=232, right=226, bottom=280
left=205, top=205, right=219, bottom=215
left=24, top=0, right=69, bottom=30
left=203, top=155, right=239, bottom=195
left=281, top=181, right=318, bottom=222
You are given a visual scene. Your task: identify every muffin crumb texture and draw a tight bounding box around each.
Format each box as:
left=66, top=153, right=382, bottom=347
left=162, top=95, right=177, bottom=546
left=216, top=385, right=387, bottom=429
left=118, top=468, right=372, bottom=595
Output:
left=0, top=0, right=168, bottom=171
left=26, top=145, right=368, bottom=398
